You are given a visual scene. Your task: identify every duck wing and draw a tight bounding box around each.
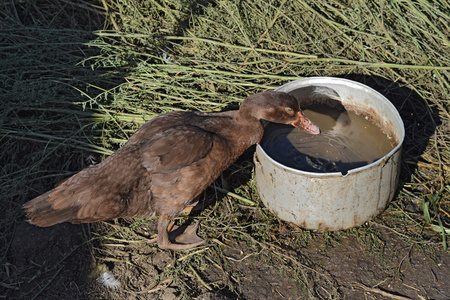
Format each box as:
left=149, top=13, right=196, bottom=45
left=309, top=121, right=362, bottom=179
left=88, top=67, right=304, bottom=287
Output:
left=139, top=125, right=214, bottom=173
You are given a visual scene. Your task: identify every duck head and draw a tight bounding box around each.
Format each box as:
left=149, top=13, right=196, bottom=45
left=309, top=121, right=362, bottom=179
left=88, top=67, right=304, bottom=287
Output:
left=242, top=91, right=320, bottom=135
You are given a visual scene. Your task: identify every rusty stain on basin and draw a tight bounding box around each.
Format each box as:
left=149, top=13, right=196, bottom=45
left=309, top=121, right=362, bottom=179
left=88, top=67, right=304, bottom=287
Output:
left=254, top=77, right=405, bottom=231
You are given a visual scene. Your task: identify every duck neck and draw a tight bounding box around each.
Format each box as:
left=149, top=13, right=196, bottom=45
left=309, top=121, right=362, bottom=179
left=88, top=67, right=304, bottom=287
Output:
left=232, top=111, right=265, bottom=147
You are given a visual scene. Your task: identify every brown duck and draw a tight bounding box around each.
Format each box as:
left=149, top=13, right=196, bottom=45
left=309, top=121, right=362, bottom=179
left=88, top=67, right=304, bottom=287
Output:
left=23, top=91, right=320, bottom=250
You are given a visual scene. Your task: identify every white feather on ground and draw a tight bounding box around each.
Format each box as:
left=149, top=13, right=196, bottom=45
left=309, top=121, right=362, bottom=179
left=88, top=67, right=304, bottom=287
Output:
left=99, top=271, right=120, bottom=290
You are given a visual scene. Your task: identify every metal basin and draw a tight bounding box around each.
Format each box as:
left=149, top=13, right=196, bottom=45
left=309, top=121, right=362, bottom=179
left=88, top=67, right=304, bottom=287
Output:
left=254, top=77, right=405, bottom=231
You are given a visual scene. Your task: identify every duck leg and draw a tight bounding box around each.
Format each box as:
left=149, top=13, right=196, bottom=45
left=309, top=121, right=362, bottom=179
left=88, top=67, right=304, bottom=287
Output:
left=156, top=214, right=206, bottom=250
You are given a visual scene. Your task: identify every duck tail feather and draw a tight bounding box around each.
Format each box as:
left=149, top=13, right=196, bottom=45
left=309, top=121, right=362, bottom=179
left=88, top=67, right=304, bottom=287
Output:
left=23, top=189, right=81, bottom=227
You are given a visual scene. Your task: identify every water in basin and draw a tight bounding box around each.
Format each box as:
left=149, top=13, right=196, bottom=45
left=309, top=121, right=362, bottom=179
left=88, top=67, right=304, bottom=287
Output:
left=260, top=105, right=395, bottom=174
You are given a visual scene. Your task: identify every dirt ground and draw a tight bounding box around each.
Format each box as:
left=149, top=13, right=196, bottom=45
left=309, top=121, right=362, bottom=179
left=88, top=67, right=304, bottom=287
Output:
left=4, top=208, right=449, bottom=300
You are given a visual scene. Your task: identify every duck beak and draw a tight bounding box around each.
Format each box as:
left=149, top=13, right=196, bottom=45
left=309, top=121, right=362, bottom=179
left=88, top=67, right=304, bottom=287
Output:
left=291, top=111, right=320, bottom=135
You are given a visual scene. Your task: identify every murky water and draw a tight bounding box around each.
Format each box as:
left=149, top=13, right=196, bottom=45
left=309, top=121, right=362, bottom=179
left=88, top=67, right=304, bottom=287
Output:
left=260, top=105, right=395, bottom=174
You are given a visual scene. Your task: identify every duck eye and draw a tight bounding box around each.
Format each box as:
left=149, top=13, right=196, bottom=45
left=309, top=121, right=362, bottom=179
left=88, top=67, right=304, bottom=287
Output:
left=285, top=107, right=293, bottom=113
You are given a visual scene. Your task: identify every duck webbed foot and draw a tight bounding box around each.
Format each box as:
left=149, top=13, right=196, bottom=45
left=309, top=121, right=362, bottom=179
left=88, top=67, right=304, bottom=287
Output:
left=153, top=215, right=206, bottom=250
